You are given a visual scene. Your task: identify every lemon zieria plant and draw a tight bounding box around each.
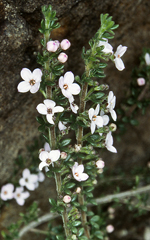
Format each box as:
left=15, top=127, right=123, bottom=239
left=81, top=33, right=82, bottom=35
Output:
left=16, top=5, right=127, bottom=240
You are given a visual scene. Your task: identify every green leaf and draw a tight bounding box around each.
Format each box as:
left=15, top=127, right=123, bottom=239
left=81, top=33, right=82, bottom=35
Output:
left=36, top=116, right=45, bottom=124
left=72, top=221, right=81, bottom=227
left=61, top=139, right=72, bottom=147
left=130, top=119, right=139, bottom=126
left=94, top=231, right=103, bottom=239
left=90, top=215, right=100, bottom=222
left=38, top=125, right=45, bottom=132
left=78, top=228, right=84, bottom=236
left=42, top=134, right=49, bottom=143
left=65, top=182, right=76, bottom=189
left=56, top=206, right=64, bottom=213
left=79, top=236, right=89, bottom=240
left=46, top=171, right=53, bottom=178
left=49, top=198, right=57, bottom=207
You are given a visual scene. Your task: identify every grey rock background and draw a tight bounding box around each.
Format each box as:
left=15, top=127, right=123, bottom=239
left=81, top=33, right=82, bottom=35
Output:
left=1, top=0, right=150, bottom=238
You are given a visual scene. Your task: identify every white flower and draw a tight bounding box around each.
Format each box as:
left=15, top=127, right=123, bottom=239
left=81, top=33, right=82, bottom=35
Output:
left=60, top=39, right=71, bottom=50
left=63, top=195, right=71, bottom=203
left=0, top=183, right=14, bottom=201
left=98, top=38, right=113, bottom=54
left=58, top=121, right=67, bottom=131
left=36, top=99, right=64, bottom=124
left=114, top=45, right=127, bottom=71
left=39, top=150, right=60, bottom=170
left=107, top=91, right=117, bottom=121
left=70, top=102, right=79, bottom=114
left=88, top=104, right=103, bottom=134
left=47, top=40, right=59, bottom=52
left=105, top=132, right=117, bottom=153
left=59, top=71, right=81, bottom=101
left=137, top=77, right=145, bottom=86
left=13, top=187, right=30, bottom=206
left=19, top=169, right=38, bottom=191
left=72, top=162, right=89, bottom=182
left=17, top=68, right=42, bottom=93
left=96, top=159, right=105, bottom=169
left=58, top=53, right=68, bottom=63
left=145, top=53, right=150, bottom=65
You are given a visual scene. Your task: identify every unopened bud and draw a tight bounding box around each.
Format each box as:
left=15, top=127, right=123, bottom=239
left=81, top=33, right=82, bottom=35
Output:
left=109, top=123, right=117, bottom=132
left=72, top=235, right=77, bottom=240
left=106, top=224, right=114, bottom=233
left=58, top=52, right=68, bottom=63
left=74, top=144, right=82, bottom=152
left=47, top=40, right=59, bottom=52
left=76, top=187, right=81, bottom=194
left=60, top=39, right=71, bottom=50
left=92, top=180, right=97, bottom=185
left=61, top=152, right=67, bottom=159
left=39, top=148, right=44, bottom=153
left=63, top=195, right=71, bottom=203
left=137, top=77, right=145, bottom=86
left=96, top=159, right=105, bottom=169
left=98, top=169, right=103, bottom=174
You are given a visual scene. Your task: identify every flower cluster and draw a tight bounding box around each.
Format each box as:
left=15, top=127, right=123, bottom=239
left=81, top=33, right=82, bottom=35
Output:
left=0, top=169, right=45, bottom=205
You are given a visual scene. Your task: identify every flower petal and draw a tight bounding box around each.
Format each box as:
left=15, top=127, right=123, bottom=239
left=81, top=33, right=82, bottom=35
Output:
left=53, top=106, right=64, bottom=113
left=44, top=142, right=51, bottom=152
left=77, top=164, right=84, bottom=174
left=81, top=173, right=89, bottom=181
left=106, top=145, right=117, bottom=153
left=110, top=110, right=117, bottom=121
left=46, top=114, right=54, bottom=124
left=32, top=68, right=42, bottom=82
left=88, top=108, right=94, bottom=120
left=17, top=81, right=31, bottom=93
left=38, top=172, right=45, bottom=182
left=91, top=121, right=96, bottom=134
left=44, top=99, right=56, bottom=108
left=114, top=58, right=125, bottom=71
left=102, top=115, right=109, bottom=125
left=68, top=83, right=81, bottom=95
left=95, top=116, right=103, bottom=127
left=16, top=197, right=25, bottom=206
left=94, top=104, right=100, bottom=116
left=36, top=103, right=47, bottom=115
left=39, top=161, right=49, bottom=171
left=39, top=151, right=49, bottom=161
left=59, top=76, right=64, bottom=89
left=50, top=150, right=60, bottom=162
left=22, top=169, right=30, bottom=178
left=145, top=53, right=150, bottom=65
left=30, top=82, right=40, bottom=94
left=20, top=68, right=32, bottom=82
left=115, top=45, right=127, bottom=57
left=62, top=89, right=72, bottom=99
left=64, top=71, right=74, bottom=85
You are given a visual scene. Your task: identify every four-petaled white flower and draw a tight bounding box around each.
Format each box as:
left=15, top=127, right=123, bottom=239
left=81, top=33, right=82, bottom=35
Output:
left=88, top=104, right=103, bottom=134
left=17, top=68, right=42, bottom=93
left=98, top=38, right=113, bottom=54
left=36, top=99, right=64, bottom=125
left=39, top=150, right=60, bottom=170
left=72, top=162, right=89, bottom=182
left=114, top=45, right=127, bottom=71
left=0, top=183, right=14, bottom=201
left=145, top=53, right=150, bottom=66
left=107, top=91, right=117, bottom=121
left=13, top=187, right=30, bottom=206
left=19, top=168, right=38, bottom=191
left=59, top=71, right=81, bottom=102
left=58, top=121, right=67, bottom=131
left=105, top=131, right=117, bottom=153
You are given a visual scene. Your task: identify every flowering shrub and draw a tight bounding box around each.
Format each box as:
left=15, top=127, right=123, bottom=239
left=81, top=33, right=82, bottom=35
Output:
left=0, top=5, right=128, bottom=240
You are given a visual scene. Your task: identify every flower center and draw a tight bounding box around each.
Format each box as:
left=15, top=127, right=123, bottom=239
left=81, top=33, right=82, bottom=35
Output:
left=17, top=193, right=21, bottom=198
left=25, top=178, right=28, bottom=182
left=4, top=191, right=7, bottom=195
left=46, top=158, right=51, bottom=165
left=92, top=115, right=97, bottom=121
left=117, top=54, right=120, bottom=58
left=75, top=172, right=79, bottom=177
left=29, top=79, right=36, bottom=86
left=63, top=84, right=68, bottom=90
left=47, top=108, right=52, bottom=114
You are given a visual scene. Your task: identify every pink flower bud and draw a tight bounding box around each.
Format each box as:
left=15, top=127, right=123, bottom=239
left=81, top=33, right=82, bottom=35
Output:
left=60, top=39, right=71, bottom=50
left=106, top=225, right=114, bottom=233
left=96, top=159, right=105, bottom=169
left=61, top=152, right=67, bottom=159
left=63, top=195, right=71, bottom=203
left=58, top=52, right=68, bottom=63
left=47, top=40, right=59, bottom=52
left=137, top=77, right=145, bottom=86
left=39, top=148, right=45, bottom=153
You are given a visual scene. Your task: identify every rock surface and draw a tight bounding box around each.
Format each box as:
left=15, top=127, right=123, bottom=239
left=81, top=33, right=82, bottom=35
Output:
left=1, top=0, right=150, bottom=238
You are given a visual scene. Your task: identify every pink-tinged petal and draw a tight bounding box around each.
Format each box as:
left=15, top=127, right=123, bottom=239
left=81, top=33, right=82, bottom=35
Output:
left=72, top=162, right=78, bottom=175
left=94, top=104, right=100, bottom=116
left=44, top=142, right=51, bottom=152
left=62, top=89, right=72, bottom=99
left=114, top=58, right=125, bottom=71
left=44, top=99, right=56, bottom=108
left=30, top=82, right=40, bottom=94
left=16, top=198, right=25, bottom=206
left=68, top=83, right=81, bottom=95
left=39, top=151, right=49, bottom=161
left=116, top=45, right=127, bottom=57
left=106, top=132, right=113, bottom=146
left=50, top=150, right=60, bottom=162
left=81, top=173, right=89, bottom=181
left=110, top=110, right=117, bottom=121
left=15, top=186, right=24, bottom=193
left=5, top=183, right=14, bottom=192
left=22, top=169, right=30, bottom=178
left=26, top=182, right=36, bottom=191
left=88, top=108, right=94, bottom=120
left=20, top=68, right=32, bottom=82
left=39, top=161, right=49, bottom=171
left=17, top=81, right=31, bottom=93
left=64, top=71, right=74, bottom=85
left=91, top=121, right=96, bottom=134
left=145, top=53, right=150, bottom=65
left=70, top=103, right=78, bottom=114
left=53, top=106, right=64, bottom=113
left=38, top=172, right=45, bottom=182
left=46, top=114, right=54, bottom=124
left=95, top=116, right=103, bottom=127
left=59, top=76, right=64, bottom=89
left=58, top=121, right=67, bottom=131
left=77, top=164, right=84, bottom=174
left=36, top=103, right=47, bottom=115
left=106, top=145, right=117, bottom=153
left=102, top=115, right=109, bottom=125
left=108, top=91, right=113, bottom=103
left=32, top=68, right=42, bottom=82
